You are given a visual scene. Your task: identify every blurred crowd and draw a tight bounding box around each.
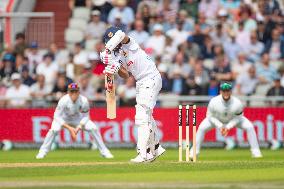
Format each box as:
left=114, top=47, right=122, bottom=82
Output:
left=0, top=0, right=284, bottom=108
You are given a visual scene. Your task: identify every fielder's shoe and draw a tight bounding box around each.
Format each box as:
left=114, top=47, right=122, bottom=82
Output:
left=130, top=154, right=153, bottom=163
left=251, top=149, right=263, bottom=158
left=36, top=152, right=47, bottom=159
left=101, top=150, right=114, bottom=159
left=149, top=145, right=166, bottom=162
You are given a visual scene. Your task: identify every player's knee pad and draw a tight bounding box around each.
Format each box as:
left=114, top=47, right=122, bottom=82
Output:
left=84, top=120, right=98, bottom=131
left=135, top=104, right=151, bottom=127
left=50, top=120, right=62, bottom=132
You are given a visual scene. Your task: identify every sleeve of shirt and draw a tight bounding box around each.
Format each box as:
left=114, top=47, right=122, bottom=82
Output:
left=79, top=98, right=90, bottom=126
left=225, top=100, right=244, bottom=129
left=53, top=98, right=66, bottom=125
left=206, top=99, right=223, bottom=128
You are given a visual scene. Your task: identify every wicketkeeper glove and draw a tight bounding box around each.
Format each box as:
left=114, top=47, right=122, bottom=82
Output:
left=100, top=50, right=112, bottom=65
left=104, top=62, right=120, bottom=75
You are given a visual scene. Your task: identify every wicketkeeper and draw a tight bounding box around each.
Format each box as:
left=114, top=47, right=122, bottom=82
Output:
left=190, top=83, right=262, bottom=158
left=36, top=83, right=113, bottom=159
left=100, top=27, right=165, bottom=163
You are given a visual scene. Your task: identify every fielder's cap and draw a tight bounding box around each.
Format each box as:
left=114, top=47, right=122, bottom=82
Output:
left=103, top=26, right=121, bottom=44
left=11, top=73, right=21, bottom=80
left=220, top=82, right=232, bottom=91
left=68, top=82, right=80, bottom=91
left=30, top=41, right=38, bottom=48
left=2, top=53, right=15, bottom=62
left=92, top=10, right=101, bottom=16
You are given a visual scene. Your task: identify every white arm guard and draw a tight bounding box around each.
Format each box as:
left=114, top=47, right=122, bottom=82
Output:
left=105, top=30, right=126, bottom=51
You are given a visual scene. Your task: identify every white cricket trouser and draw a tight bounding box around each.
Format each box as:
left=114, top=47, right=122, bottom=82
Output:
left=38, top=119, right=109, bottom=155
left=190, top=116, right=261, bottom=156
left=135, top=74, right=162, bottom=158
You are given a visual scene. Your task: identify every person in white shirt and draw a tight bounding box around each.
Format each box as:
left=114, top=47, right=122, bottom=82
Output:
left=36, top=83, right=113, bottom=159
left=166, top=21, right=189, bottom=49
left=100, top=27, right=166, bottom=163
left=30, top=74, right=50, bottom=107
left=85, top=10, right=106, bottom=40
left=231, top=52, right=251, bottom=79
left=190, top=83, right=262, bottom=158
left=25, top=41, right=43, bottom=74
left=145, top=24, right=166, bottom=56
left=5, top=73, right=30, bottom=107
left=128, top=19, right=150, bottom=48
left=246, top=31, right=264, bottom=63
left=36, top=53, right=59, bottom=92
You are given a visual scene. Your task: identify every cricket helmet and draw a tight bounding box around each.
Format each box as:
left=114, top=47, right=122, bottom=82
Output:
left=68, top=82, right=80, bottom=91
left=220, top=82, right=232, bottom=91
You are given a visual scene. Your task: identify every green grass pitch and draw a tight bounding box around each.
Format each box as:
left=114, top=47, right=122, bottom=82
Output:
left=0, top=149, right=284, bottom=189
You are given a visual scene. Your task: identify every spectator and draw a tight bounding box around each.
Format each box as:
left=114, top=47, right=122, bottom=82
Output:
left=36, top=53, right=59, bottom=92
left=5, top=73, right=30, bottom=107
left=79, top=74, right=95, bottom=99
left=198, top=0, right=219, bottom=19
left=206, top=75, right=219, bottom=96
left=217, top=9, right=233, bottom=34
left=185, top=35, right=201, bottom=61
left=266, top=76, right=284, bottom=106
left=117, top=76, right=136, bottom=106
left=190, top=59, right=209, bottom=93
left=13, top=33, right=27, bottom=55
left=247, top=31, right=265, bottom=63
left=166, top=20, right=189, bottom=48
left=200, top=35, right=214, bottom=59
left=234, top=65, right=258, bottom=96
left=15, top=54, right=27, bottom=73
left=235, top=21, right=251, bottom=52
left=85, top=10, right=106, bottom=40
left=48, top=43, right=69, bottom=67
left=169, top=67, right=184, bottom=95
left=210, top=23, right=229, bottom=45
left=158, top=63, right=171, bottom=93
left=182, top=75, right=203, bottom=96
left=180, top=0, right=198, bottom=21
left=0, top=53, right=16, bottom=81
left=128, top=19, right=150, bottom=48
left=51, top=75, right=68, bottom=101
left=0, top=81, right=7, bottom=107
left=212, top=55, right=232, bottom=82
left=68, top=0, right=92, bottom=9
left=231, top=52, right=251, bottom=79
left=136, top=3, right=153, bottom=32
left=73, top=43, right=88, bottom=76
left=112, top=12, right=128, bottom=33
left=256, top=53, right=278, bottom=84
left=30, top=74, right=50, bottom=107
left=168, top=53, right=191, bottom=79
left=21, top=66, right=35, bottom=86
left=223, top=31, right=242, bottom=61
left=156, top=0, right=177, bottom=23
left=162, top=36, right=177, bottom=65
left=256, top=21, right=271, bottom=44
left=108, top=0, right=135, bottom=29
left=145, top=24, right=166, bottom=56
left=239, top=4, right=257, bottom=32
left=92, top=0, right=113, bottom=23
left=177, top=9, right=194, bottom=32
left=25, top=41, right=42, bottom=74
left=264, top=28, right=284, bottom=61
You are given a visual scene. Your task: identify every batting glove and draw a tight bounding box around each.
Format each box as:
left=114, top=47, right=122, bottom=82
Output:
left=100, top=49, right=112, bottom=65
left=104, top=62, right=120, bottom=75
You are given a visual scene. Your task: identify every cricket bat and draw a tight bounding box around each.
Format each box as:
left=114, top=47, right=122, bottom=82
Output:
left=105, top=74, right=116, bottom=119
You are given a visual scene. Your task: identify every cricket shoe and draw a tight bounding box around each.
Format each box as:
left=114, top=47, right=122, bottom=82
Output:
left=130, top=154, right=153, bottom=163
left=149, top=146, right=166, bottom=162
left=101, top=150, right=114, bottom=159
left=36, top=152, right=47, bottom=159
left=251, top=149, right=263, bottom=158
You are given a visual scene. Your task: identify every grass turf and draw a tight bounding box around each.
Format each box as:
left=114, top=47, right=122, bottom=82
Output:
left=0, top=149, right=284, bottom=189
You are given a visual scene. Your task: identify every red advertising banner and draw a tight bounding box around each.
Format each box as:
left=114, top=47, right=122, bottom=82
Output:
left=0, top=107, right=283, bottom=143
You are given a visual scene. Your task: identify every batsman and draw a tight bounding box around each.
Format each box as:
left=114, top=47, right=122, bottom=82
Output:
left=36, top=83, right=113, bottom=159
left=190, top=83, right=262, bottom=158
left=100, top=27, right=165, bottom=163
